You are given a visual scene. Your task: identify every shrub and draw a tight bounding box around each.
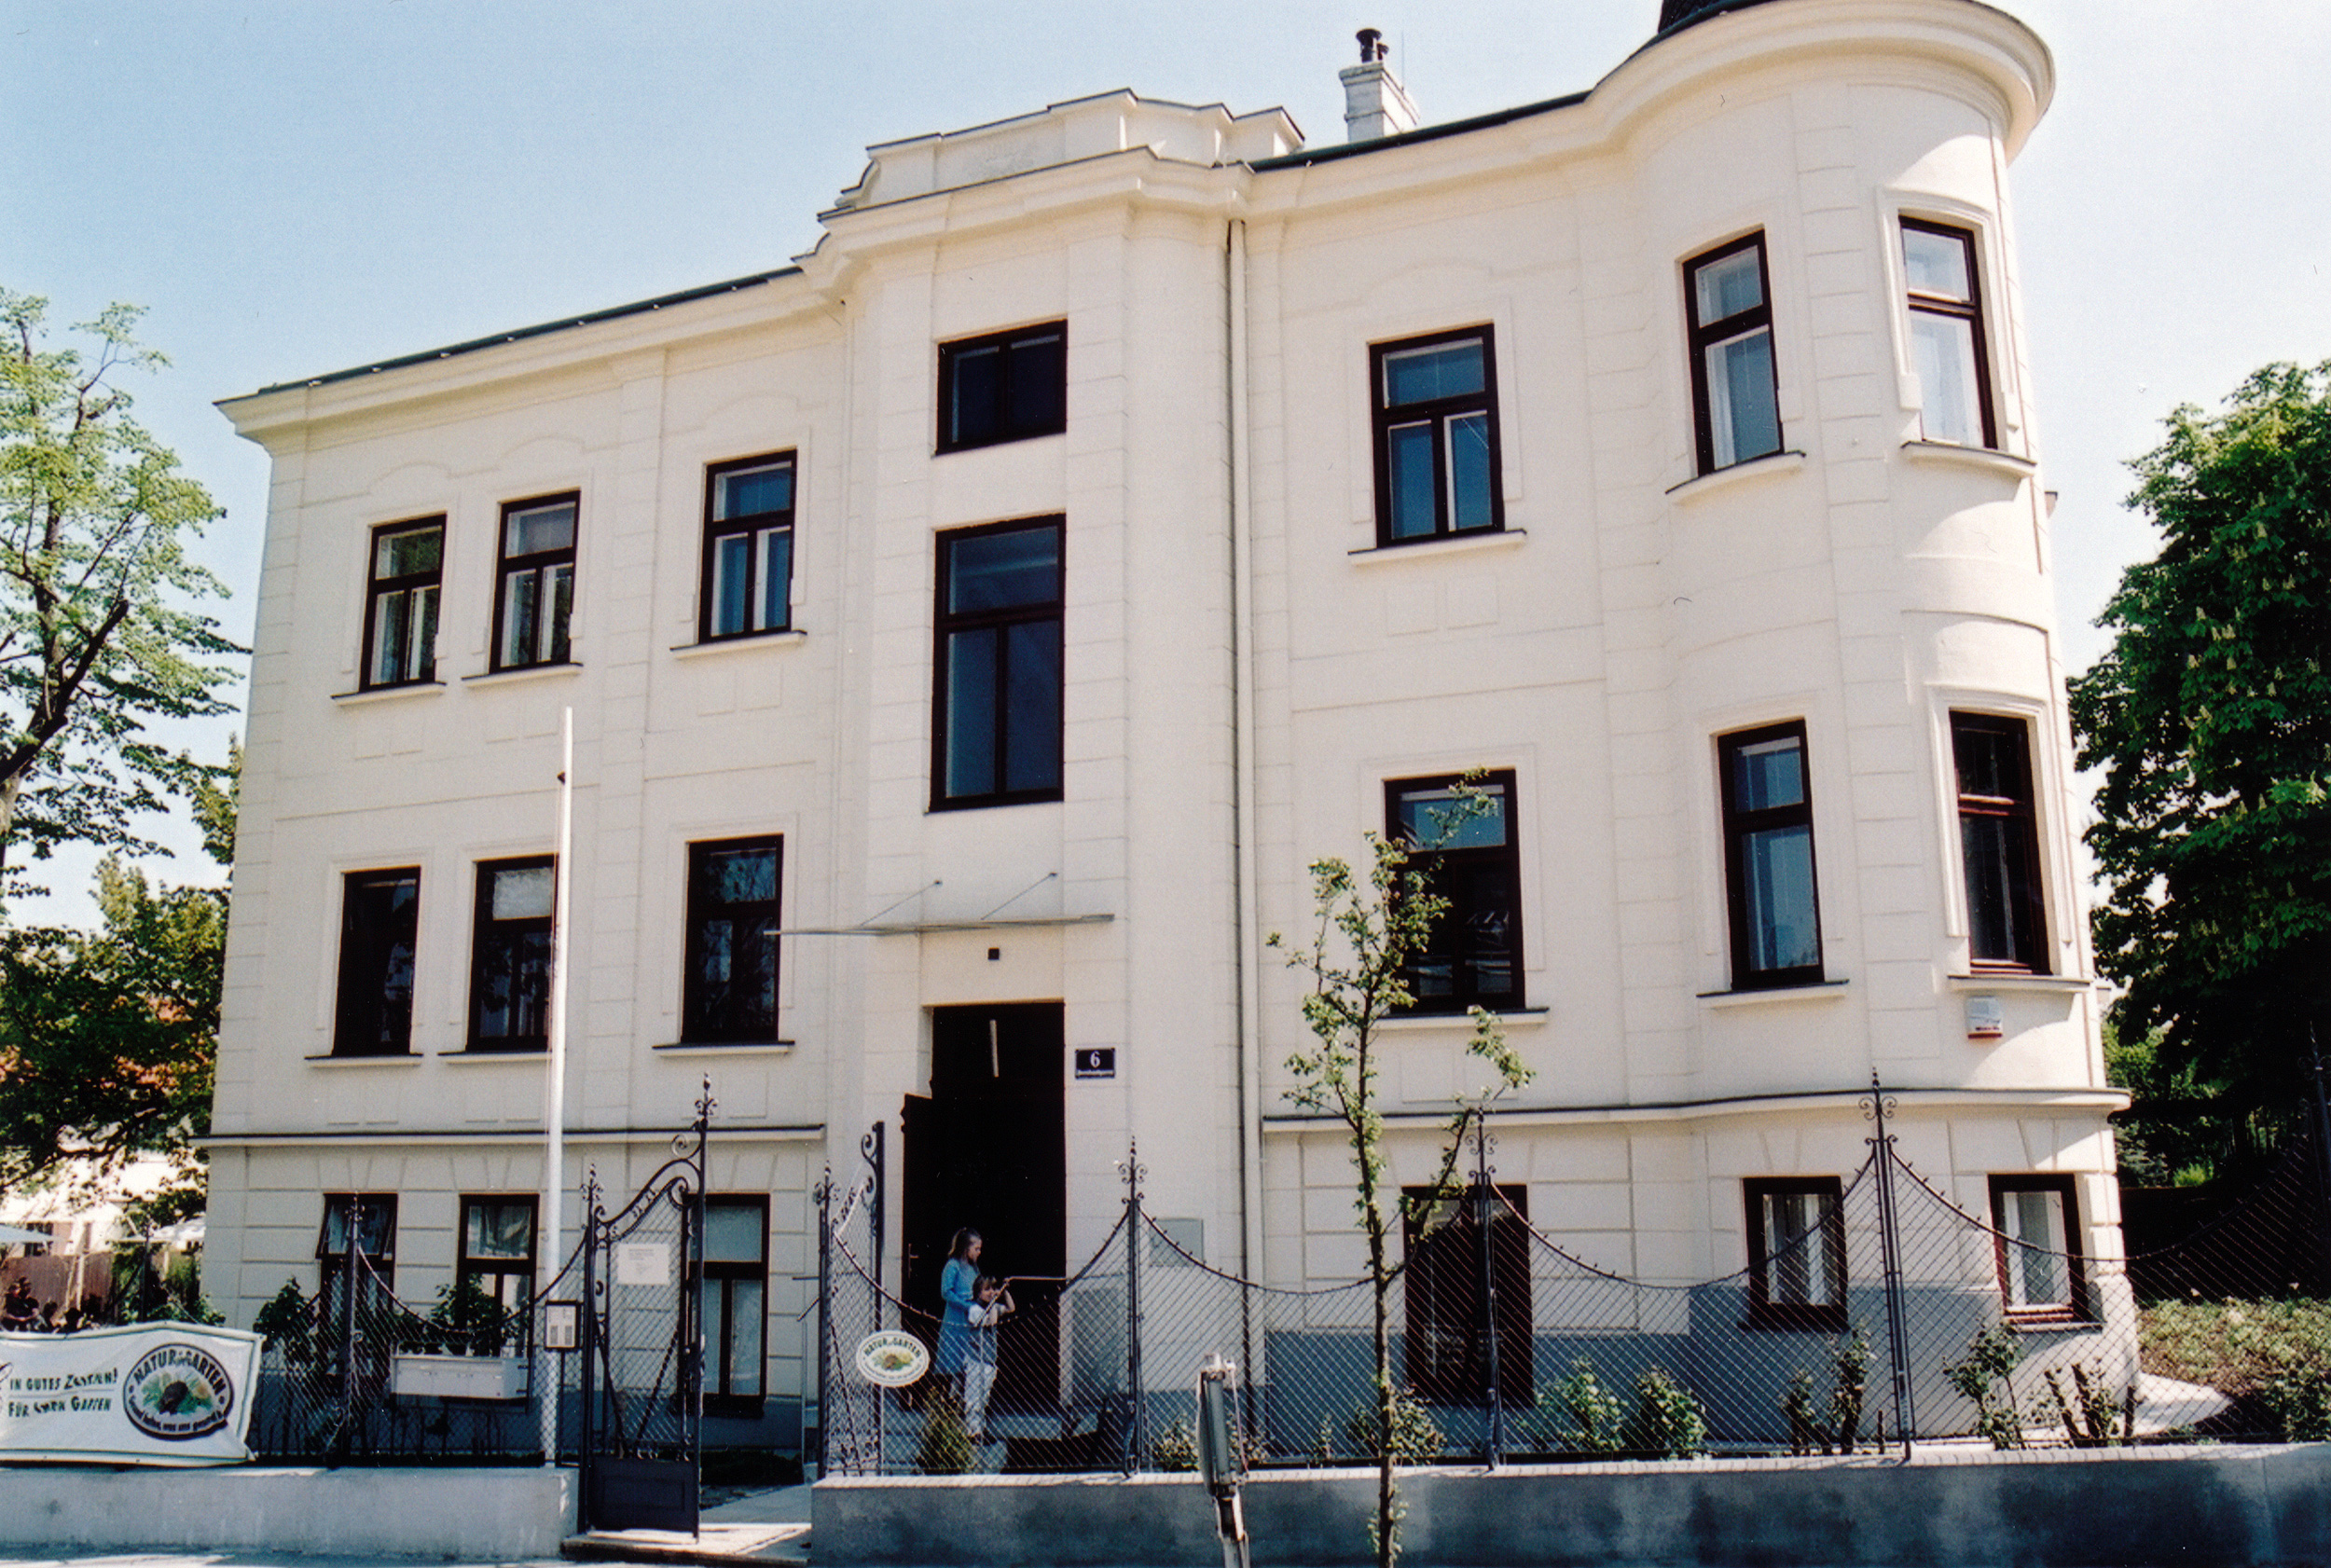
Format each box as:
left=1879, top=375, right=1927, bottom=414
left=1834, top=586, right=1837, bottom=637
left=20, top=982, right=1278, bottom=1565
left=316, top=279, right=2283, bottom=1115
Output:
left=1342, top=1386, right=1442, bottom=1464
left=1626, top=1368, right=1708, bottom=1459
left=1943, top=1322, right=2027, bottom=1450
left=1784, top=1328, right=1869, bottom=1456
left=1537, top=1358, right=1626, bottom=1453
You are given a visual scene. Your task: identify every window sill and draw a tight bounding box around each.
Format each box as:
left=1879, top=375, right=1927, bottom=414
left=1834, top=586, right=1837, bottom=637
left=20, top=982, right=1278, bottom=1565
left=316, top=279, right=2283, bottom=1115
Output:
left=669, top=629, right=807, bottom=660
left=1741, top=1307, right=1849, bottom=1334
left=652, top=1039, right=796, bottom=1057
left=1697, top=980, right=1849, bottom=1008
left=305, top=1052, right=423, bottom=1066
left=1377, top=1008, right=1549, bottom=1033
left=1348, top=529, right=1525, bottom=564
left=462, top=662, right=583, bottom=687
left=1947, top=972, right=2095, bottom=993
left=437, top=1049, right=547, bottom=1062
left=1665, top=449, right=1806, bottom=503
left=331, top=681, right=447, bottom=706
left=1899, top=440, right=2036, bottom=480
left=2006, top=1312, right=2099, bottom=1334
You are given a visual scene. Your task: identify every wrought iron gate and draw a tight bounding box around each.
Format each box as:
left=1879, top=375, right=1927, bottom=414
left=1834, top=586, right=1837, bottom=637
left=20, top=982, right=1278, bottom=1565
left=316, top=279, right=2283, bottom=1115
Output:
left=579, top=1086, right=710, bottom=1534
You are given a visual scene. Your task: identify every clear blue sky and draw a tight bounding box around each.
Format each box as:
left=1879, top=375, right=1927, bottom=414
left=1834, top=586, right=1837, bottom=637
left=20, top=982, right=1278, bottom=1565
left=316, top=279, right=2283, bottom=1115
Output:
left=6, top=0, right=2328, bottom=911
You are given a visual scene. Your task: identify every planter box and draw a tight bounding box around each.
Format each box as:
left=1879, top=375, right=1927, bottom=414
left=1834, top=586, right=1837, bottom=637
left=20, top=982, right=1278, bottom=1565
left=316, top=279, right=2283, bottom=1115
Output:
left=390, top=1353, right=530, bottom=1401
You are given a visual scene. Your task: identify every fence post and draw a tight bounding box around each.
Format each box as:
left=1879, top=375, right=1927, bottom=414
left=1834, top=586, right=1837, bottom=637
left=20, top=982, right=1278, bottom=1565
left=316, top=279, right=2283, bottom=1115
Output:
left=2309, top=1035, right=2331, bottom=1295
left=338, top=1196, right=361, bottom=1459
left=1471, top=1107, right=1504, bottom=1467
left=577, top=1167, right=600, bottom=1531
left=862, top=1122, right=886, bottom=1304
left=1861, top=1074, right=1916, bottom=1454
left=1123, top=1140, right=1147, bottom=1475
left=815, top=1166, right=834, bottom=1479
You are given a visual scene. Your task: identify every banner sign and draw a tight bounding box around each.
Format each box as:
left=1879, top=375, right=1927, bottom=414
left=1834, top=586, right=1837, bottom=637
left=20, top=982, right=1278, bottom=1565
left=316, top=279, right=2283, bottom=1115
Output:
left=0, top=1323, right=263, bottom=1465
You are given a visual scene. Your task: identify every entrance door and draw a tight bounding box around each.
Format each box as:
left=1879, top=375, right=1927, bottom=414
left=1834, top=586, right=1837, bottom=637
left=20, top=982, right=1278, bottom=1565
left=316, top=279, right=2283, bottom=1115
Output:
left=902, top=1001, right=1066, bottom=1409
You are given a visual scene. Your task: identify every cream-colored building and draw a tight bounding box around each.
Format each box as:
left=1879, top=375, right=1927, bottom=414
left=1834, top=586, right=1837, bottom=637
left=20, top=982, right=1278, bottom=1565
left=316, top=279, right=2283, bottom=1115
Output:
left=208, top=0, right=2118, bottom=1446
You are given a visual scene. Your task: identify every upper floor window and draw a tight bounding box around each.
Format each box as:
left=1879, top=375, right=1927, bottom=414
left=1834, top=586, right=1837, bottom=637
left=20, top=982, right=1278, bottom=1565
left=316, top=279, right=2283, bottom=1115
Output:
left=701, top=455, right=794, bottom=640
left=362, top=518, right=442, bottom=689
left=938, top=323, right=1066, bottom=452
left=492, top=493, right=577, bottom=670
left=1372, top=328, right=1502, bottom=544
left=1901, top=220, right=1995, bottom=447
left=1990, top=1175, right=2089, bottom=1322
left=457, top=1196, right=538, bottom=1345
left=1951, top=713, right=2048, bottom=973
left=1717, top=722, right=1824, bottom=988
left=683, top=836, right=782, bottom=1042
left=1744, top=1176, right=1844, bottom=1330
left=469, top=856, right=554, bottom=1052
left=932, top=517, right=1064, bottom=809
left=1386, top=771, right=1522, bottom=1013
left=334, top=868, right=420, bottom=1057
left=1685, top=234, right=1783, bottom=473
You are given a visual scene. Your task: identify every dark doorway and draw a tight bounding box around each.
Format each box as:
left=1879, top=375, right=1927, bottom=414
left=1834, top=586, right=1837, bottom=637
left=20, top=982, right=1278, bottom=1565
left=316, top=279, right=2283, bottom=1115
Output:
left=902, top=1001, right=1067, bottom=1409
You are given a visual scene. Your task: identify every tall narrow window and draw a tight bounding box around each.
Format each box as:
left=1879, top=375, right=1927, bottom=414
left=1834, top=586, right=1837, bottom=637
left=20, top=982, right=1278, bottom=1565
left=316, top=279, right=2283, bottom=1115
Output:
left=1386, top=771, right=1523, bottom=1013
left=701, top=455, right=794, bottom=640
left=334, top=868, right=420, bottom=1057
left=1951, top=713, right=2048, bottom=972
left=1901, top=220, right=1995, bottom=447
left=1717, top=722, right=1824, bottom=988
left=700, top=1196, right=768, bottom=1414
left=938, top=323, right=1066, bottom=452
left=1744, top=1176, right=1845, bottom=1329
left=457, top=1196, right=538, bottom=1347
left=316, top=1192, right=397, bottom=1330
left=683, top=836, right=782, bottom=1042
left=491, top=493, right=577, bottom=670
left=933, top=517, right=1064, bottom=809
left=1402, top=1185, right=1532, bottom=1406
left=1372, top=327, right=1502, bottom=544
left=469, top=856, right=555, bottom=1052
left=1990, top=1176, right=2087, bottom=1322
left=1685, top=234, right=1783, bottom=473
left=362, top=518, right=443, bottom=688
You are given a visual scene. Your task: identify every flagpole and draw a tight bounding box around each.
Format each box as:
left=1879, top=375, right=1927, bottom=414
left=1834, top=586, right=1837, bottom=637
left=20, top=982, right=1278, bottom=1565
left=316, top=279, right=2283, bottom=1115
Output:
left=539, top=706, right=574, bottom=1465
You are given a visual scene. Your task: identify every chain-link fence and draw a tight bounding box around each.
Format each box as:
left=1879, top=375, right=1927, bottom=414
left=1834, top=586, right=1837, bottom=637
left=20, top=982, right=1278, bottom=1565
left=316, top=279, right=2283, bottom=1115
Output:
left=822, top=1096, right=2331, bottom=1476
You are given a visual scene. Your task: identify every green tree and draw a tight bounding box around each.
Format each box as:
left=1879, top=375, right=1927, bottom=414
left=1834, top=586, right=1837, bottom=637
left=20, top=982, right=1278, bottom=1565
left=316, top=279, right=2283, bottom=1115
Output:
left=0, top=290, right=237, bottom=885
left=1271, top=792, right=1532, bottom=1568
left=2069, top=361, right=2331, bottom=1172
left=0, top=853, right=225, bottom=1191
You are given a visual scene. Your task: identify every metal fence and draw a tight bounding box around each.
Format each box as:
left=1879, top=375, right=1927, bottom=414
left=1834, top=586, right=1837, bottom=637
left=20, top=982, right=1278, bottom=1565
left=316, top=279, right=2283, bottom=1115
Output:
left=820, top=1086, right=2331, bottom=1476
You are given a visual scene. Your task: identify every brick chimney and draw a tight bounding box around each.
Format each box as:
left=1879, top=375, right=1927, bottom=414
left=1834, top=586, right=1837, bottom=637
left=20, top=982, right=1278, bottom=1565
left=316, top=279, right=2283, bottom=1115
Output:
left=1339, top=28, right=1418, bottom=144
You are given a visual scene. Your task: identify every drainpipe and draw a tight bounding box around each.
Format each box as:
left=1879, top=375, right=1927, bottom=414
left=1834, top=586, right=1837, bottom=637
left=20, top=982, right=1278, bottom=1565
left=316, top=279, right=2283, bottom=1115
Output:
left=1226, top=215, right=1264, bottom=1286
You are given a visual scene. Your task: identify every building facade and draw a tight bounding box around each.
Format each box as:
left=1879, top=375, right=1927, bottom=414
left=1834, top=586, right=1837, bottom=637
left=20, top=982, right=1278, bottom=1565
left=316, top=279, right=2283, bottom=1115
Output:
left=208, top=0, right=2117, bottom=1446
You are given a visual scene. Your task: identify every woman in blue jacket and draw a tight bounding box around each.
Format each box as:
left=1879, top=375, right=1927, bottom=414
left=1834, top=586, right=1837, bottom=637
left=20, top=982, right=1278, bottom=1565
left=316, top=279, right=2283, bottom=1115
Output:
left=934, top=1228, right=983, bottom=1387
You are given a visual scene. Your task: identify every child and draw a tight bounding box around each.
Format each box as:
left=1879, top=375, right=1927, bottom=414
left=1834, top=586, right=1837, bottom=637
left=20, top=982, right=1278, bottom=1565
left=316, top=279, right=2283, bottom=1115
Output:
left=961, top=1274, right=1014, bottom=1442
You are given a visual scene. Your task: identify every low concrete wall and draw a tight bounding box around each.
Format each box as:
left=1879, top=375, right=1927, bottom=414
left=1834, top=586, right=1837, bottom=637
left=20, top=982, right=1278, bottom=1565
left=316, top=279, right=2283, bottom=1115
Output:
left=815, top=1445, right=2331, bottom=1568
left=0, top=1464, right=574, bottom=1560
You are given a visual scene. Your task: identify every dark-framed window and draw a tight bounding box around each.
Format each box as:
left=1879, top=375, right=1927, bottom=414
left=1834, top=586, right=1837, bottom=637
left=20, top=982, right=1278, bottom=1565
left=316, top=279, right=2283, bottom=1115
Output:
left=1372, top=327, right=1502, bottom=544
left=938, top=323, right=1066, bottom=452
left=701, top=454, right=794, bottom=640
left=1402, top=1184, right=1532, bottom=1407
left=700, top=1195, right=768, bottom=1415
left=361, top=517, right=443, bottom=689
left=456, top=1195, right=537, bottom=1346
left=316, top=1191, right=398, bottom=1327
left=469, top=856, right=555, bottom=1052
left=932, top=516, right=1064, bottom=809
left=683, top=836, right=782, bottom=1042
left=1901, top=220, right=1995, bottom=448
left=490, top=492, right=577, bottom=670
left=334, top=868, right=420, bottom=1057
left=1717, top=722, right=1824, bottom=988
left=1951, top=713, right=2048, bottom=973
left=1989, top=1175, right=2089, bottom=1322
left=1386, top=770, right=1522, bottom=1013
left=1744, top=1176, right=1845, bottom=1329
left=1685, top=233, right=1783, bottom=474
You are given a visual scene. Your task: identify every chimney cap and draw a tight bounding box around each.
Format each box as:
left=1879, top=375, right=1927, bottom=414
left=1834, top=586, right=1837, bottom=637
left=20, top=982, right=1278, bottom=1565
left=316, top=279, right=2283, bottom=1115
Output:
left=1356, top=27, right=1386, bottom=63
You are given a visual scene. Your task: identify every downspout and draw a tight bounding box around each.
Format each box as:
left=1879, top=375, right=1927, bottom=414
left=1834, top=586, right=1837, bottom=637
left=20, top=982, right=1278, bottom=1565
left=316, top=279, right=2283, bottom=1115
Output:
left=1226, top=213, right=1265, bottom=1283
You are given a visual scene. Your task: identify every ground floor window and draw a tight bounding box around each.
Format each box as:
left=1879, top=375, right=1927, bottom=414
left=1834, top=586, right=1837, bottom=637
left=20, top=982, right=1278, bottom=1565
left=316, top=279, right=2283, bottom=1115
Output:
left=700, top=1195, right=767, bottom=1414
left=456, top=1195, right=537, bottom=1351
left=316, top=1192, right=398, bottom=1328
left=1991, top=1174, right=2089, bottom=1322
left=1745, top=1176, right=1845, bottom=1329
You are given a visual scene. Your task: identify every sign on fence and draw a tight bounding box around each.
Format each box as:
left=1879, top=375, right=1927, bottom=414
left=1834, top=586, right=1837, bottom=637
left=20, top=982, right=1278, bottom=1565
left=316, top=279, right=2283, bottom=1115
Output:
left=1, top=1323, right=264, bottom=1465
